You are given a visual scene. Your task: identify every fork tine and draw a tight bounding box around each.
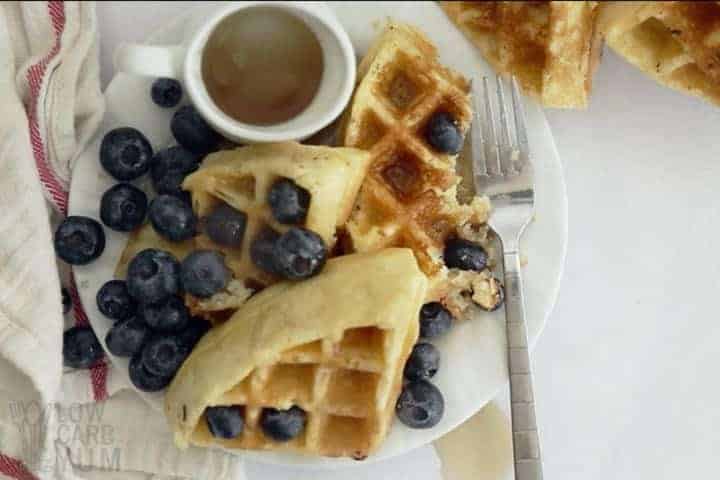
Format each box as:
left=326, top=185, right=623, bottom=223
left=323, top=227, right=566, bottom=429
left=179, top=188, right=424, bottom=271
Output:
left=470, top=79, right=488, bottom=177
left=482, top=76, right=502, bottom=175
left=510, top=76, right=529, bottom=160
left=496, top=75, right=517, bottom=174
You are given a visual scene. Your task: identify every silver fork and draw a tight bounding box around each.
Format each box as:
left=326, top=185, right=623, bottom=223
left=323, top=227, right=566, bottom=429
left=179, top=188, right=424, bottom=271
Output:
left=470, top=76, right=542, bottom=480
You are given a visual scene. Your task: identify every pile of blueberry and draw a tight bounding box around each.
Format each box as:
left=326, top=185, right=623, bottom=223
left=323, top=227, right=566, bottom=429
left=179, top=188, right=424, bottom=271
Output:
left=54, top=78, right=216, bottom=371
left=395, top=236, right=500, bottom=429
left=56, top=77, right=329, bottom=396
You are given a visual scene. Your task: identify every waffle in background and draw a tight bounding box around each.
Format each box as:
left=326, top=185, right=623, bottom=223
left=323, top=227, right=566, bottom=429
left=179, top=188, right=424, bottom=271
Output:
left=340, top=22, right=500, bottom=314
left=439, top=1, right=602, bottom=109
left=598, top=1, right=720, bottom=106
left=165, top=249, right=427, bottom=459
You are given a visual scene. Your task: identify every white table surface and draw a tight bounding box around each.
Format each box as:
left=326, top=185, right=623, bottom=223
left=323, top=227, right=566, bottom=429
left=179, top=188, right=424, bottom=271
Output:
left=97, top=3, right=720, bottom=479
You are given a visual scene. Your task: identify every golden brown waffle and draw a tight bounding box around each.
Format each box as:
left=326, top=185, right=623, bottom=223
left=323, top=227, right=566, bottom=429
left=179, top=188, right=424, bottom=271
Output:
left=340, top=23, right=496, bottom=312
left=598, top=1, right=720, bottom=106
left=165, top=249, right=428, bottom=459
left=116, top=142, right=370, bottom=320
left=440, top=1, right=602, bottom=109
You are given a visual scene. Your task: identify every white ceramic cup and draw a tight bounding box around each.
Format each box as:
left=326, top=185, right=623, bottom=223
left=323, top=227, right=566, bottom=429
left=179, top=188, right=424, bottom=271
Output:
left=114, top=1, right=356, bottom=143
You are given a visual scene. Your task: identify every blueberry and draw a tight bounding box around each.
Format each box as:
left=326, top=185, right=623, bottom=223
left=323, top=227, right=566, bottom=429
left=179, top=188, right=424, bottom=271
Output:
left=268, top=178, right=310, bottom=225
left=129, top=352, right=172, bottom=392
left=105, top=317, right=150, bottom=357
left=250, top=228, right=281, bottom=274
left=272, top=227, right=327, bottom=280
left=62, top=287, right=71, bottom=314
left=206, top=406, right=244, bottom=439
left=63, top=326, right=104, bottom=369
left=139, top=296, right=189, bottom=332
left=149, top=194, right=197, bottom=242
left=141, top=334, right=190, bottom=378
left=419, top=302, right=453, bottom=339
left=54, top=216, right=106, bottom=265
left=444, top=238, right=488, bottom=271
left=171, top=105, right=220, bottom=155
left=100, top=127, right=153, bottom=181
left=99, top=183, right=147, bottom=232
left=181, top=250, right=230, bottom=298
left=260, top=406, right=307, bottom=442
left=205, top=203, right=247, bottom=247
left=150, top=146, right=199, bottom=197
left=178, top=317, right=211, bottom=349
left=150, top=78, right=182, bottom=108
left=96, top=280, right=137, bottom=321
left=396, top=380, right=444, bottom=429
left=126, top=249, right=181, bottom=304
left=425, top=112, right=463, bottom=154
left=404, top=342, right=440, bottom=381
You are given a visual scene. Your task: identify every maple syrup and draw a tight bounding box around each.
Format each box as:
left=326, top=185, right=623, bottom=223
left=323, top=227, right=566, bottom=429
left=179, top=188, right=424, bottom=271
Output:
left=202, top=7, right=324, bottom=126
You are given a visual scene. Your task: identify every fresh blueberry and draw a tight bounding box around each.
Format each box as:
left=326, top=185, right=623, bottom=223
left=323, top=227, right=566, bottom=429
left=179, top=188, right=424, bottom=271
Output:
left=425, top=112, right=463, bottom=154
left=181, top=250, right=230, bottom=298
left=260, top=406, right=307, bottom=442
left=141, top=334, right=190, bottom=378
left=150, top=78, right=182, bottom=108
left=149, top=194, right=197, bottom=242
left=126, top=249, right=181, bottom=304
left=206, top=406, right=244, bottom=439
left=205, top=203, right=247, bottom=247
left=100, top=127, right=153, bottom=181
left=443, top=238, right=488, bottom=271
left=150, top=146, right=199, bottom=197
left=171, top=105, right=220, bottom=155
left=419, top=302, right=453, bottom=339
left=396, top=380, right=444, bottom=429
left=62, top=287, right=71, bottom=314
left=99, top=183, right=147, bottom=232
left=105, top=317, right=150, bottom=357
left=268, top=178, right=310, bottom=225
left=96, top=280, right=137, bottom=321
left=63, top=326, right=104, bottom=369
left=54, top=216, right=105, bottom=265
left=178, top=317, right=211, bottom=349
left=129, top=352, right=172, bottom=392
left=272, top=227, right=327, bottom=280
left=250, top=228, right=281, bottom=274
left=404, top=342, right=440, bottom=381
left=139, top=296, right=189, bottom=332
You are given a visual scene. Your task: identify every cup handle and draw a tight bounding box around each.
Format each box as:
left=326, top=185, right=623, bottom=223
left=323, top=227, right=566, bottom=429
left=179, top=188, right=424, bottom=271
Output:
left=113, top=43, right=186, bottom=79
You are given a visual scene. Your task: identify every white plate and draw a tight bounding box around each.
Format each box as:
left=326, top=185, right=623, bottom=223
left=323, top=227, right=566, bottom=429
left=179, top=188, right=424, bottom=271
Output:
left=71, top=1, right=567, bottom=468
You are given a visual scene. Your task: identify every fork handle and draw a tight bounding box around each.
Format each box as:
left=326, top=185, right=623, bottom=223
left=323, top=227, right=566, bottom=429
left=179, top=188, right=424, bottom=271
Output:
left=504, top=250, right=543, bottom=480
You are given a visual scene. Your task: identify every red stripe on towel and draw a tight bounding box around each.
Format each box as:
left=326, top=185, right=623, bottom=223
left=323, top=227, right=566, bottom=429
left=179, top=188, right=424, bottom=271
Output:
left=26, top=1, right=68, bottom=214
left=0, top=453, right=39, bottom=480
left=27, top=2, right=111, bottom=402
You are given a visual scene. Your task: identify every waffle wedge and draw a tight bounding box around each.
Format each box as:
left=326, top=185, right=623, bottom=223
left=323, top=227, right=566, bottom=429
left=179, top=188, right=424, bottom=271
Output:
left=598, top=1, right=720, bottom=106
left=116, top=142, right=371, bottom=320
left=440, top=1, right=602, bottom=109
left=165, top=249, right=427, bottom=459
left=340, top=23, right=498, bottom=314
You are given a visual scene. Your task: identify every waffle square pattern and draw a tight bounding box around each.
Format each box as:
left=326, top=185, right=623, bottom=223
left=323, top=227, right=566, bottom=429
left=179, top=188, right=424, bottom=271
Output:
left=164, top=249, right=428, bottom=459
left=116, top=142, right=370, bottom=319
left=599, top=1, right=720, bottom=106
left=341, top=23, right=488, bottom=281
left=440, top=1, right=602, bottom=108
